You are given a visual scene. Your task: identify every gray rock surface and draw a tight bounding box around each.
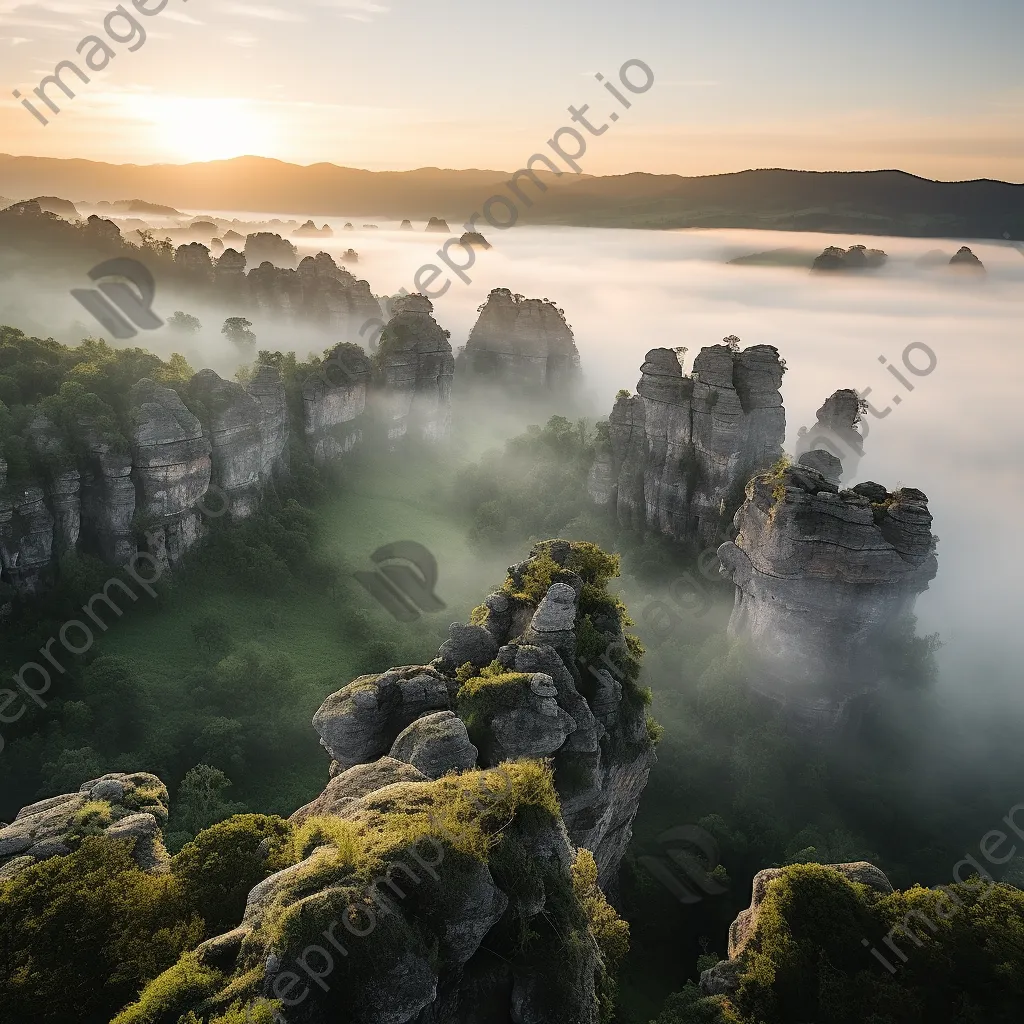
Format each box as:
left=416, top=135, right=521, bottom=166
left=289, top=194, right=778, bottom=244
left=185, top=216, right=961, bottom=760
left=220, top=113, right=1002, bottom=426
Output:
left=129, top=379, right=212, bottom=567
left=373, top=308, right=455, bottom=442
left=794, top=389, right=864, bottom=481
left=718, top=463, right=938, bottom=728
left=463, top=288, right=581, bottom=390
left=389, top=711, right=479, bottom=778
left=302, top=342, right=371, bottom=465
left=598, top=343, right=786, bottom=550
left=0, top=772, right=170, bottom=879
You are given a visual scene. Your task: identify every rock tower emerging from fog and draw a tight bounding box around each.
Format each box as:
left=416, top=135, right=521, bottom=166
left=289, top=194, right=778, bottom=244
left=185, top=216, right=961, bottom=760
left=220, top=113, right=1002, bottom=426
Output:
left=588, top=344, right=786, bottom=550
left=717, top=462, right=938, bottom=729
left=462, top=288, right=581, bottom=390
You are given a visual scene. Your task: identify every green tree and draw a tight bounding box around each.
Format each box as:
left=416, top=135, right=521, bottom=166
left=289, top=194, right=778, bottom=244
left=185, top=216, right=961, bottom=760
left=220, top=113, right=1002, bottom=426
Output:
left=167, top=311, right=202, bottom=334
left=221, top=318, right=256, bottom=347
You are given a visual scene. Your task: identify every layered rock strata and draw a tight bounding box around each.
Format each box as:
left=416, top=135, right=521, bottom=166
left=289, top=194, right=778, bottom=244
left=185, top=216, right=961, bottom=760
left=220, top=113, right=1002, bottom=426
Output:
left=462, top=288, right=581, bottom=389
left=301, top=343, right=372, bottom=465
left=717, top=463, right=938, bottom=728
left=592, top=344, right=786, bottom=550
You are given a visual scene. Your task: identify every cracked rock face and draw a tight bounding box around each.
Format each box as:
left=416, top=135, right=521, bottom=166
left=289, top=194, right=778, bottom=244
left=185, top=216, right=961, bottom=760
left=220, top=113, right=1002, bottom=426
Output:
left=0, top=772, right=170, bottom=880
left=244, top=364, right=290, bottom=483
left=129, top=379, right=212, bottom=567
left=0, top=484, right=55, bottom=594
left=463, top=288, right=581, bottom=390
left=599, top=344, right=786, bottom=550
left=718, top=464, right=938, bottom=729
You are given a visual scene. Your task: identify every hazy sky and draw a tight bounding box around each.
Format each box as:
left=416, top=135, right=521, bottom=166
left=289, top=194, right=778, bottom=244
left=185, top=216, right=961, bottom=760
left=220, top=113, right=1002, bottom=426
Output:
left=1, top=0, right=1022, bottom=179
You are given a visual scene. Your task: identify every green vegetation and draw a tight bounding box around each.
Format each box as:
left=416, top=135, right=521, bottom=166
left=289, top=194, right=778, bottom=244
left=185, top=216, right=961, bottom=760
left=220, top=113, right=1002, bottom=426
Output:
left=652, top=864, right=1024, bottom=1024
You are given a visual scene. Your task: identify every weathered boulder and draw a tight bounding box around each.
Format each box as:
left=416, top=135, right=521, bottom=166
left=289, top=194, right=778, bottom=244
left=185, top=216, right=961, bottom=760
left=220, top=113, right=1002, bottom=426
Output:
left=389, top=710, right=479, bottom=778
left=463, top=288, right=581, bottom=390
left=718, top=463, right=938, bottom=728
left=289, top=757, right=427, bottom=822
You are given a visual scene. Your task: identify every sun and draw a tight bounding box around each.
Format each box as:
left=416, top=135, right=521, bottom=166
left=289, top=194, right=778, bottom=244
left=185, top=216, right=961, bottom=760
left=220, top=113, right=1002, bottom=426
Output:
left=147, top=97, right=277, bottom=163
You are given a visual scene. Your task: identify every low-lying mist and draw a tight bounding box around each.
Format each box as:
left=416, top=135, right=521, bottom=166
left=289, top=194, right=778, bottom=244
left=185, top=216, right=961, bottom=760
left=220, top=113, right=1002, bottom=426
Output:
left=2, top=221, right=1021, bottom=716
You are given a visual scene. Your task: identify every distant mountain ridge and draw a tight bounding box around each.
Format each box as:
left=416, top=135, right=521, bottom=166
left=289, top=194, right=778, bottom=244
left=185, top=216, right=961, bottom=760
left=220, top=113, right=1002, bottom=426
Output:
left=0, top=154, right=1021, bottom=238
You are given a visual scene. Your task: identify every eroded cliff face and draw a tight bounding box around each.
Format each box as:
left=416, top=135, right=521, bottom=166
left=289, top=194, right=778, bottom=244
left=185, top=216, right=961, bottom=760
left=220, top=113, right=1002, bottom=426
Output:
left=129, top=379, right=213, bottom=568
left=373, top=308, right=455, bottom=442
left=302, top=343, right=372, bottom=465
left=593, top=344, right=786, bottom=550
left=717, top=462, right=938, bottom=729
left=463, top=288, right=581, bottom=389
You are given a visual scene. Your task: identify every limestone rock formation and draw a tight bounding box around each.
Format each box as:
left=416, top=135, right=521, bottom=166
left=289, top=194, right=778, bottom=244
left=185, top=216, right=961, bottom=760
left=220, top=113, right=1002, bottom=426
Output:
left=463, top=288, right=581, bottom=390
left=400, top=219, right=413, bottom=229
left=794, top=388, right=864, bottom=482
left=312, top=539, right=656, bottom=887
left=812, top=244, right=887, bottom=270
left=949, top=245, right=986, bottom=272
left=244, top=231, right=298, bottom=269
left=426, top=216, right=451, bottom=232
left=717, top=463, right=938, bottom=728
left=373, top=307, right=455, bottom=441
left=128, top=379, right=212, bottom=567
left=461, top=231, right=491, bottom=248
left=596, top=343, right=786, bottom=550
left=294, top=220, right=333, bottom=238
left=0, top=772, right=170, bottom=881
left=301, top=342, right=372, bottom=465
left=189, top=370, right=264, bottom=519
left=175, top=242, right=214, bottom=279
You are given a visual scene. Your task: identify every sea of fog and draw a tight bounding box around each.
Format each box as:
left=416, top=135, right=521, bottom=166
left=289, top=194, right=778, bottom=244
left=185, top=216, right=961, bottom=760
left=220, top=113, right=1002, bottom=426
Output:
left=3, top=222, right=1023, bottom=706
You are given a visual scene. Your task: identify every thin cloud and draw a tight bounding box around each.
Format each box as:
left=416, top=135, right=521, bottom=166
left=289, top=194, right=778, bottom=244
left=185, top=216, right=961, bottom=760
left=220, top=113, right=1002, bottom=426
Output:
left=227, top=4, right=305, bottom=22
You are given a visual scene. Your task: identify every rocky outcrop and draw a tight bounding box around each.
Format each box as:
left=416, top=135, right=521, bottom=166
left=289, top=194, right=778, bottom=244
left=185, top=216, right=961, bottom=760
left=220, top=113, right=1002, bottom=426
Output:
left=463, top=288, right=581, bottom=390
left=244, top=231, right=297, bottom=269
left=294, top=220, right=333, bottom=238
left=717, top=463, right=938, bottom=728
left=596, top=343, right=786, bottom=550
left=699, top=861, right=894, bottom=996
left=301, top=343, right=372, bottom=465
left=312, top=539, right=656, bottom=888
left=949, top=245, right=985, bottom=272
left=400, top=219, right=413, bottom=230
left=426, top=217, right=451, bottom=232
left=248, top=252, right=381, bottom=338
left=794, top=389, right=864, bottom=482
left=461, top=231, right=491, bottom=249
left=0, top=772, right=170, bottom=881
left=129, top=379, right=212, bottom=568
left=812, top=244, right=887, bottom=270
left=373, top=307, right=455, bottom=441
